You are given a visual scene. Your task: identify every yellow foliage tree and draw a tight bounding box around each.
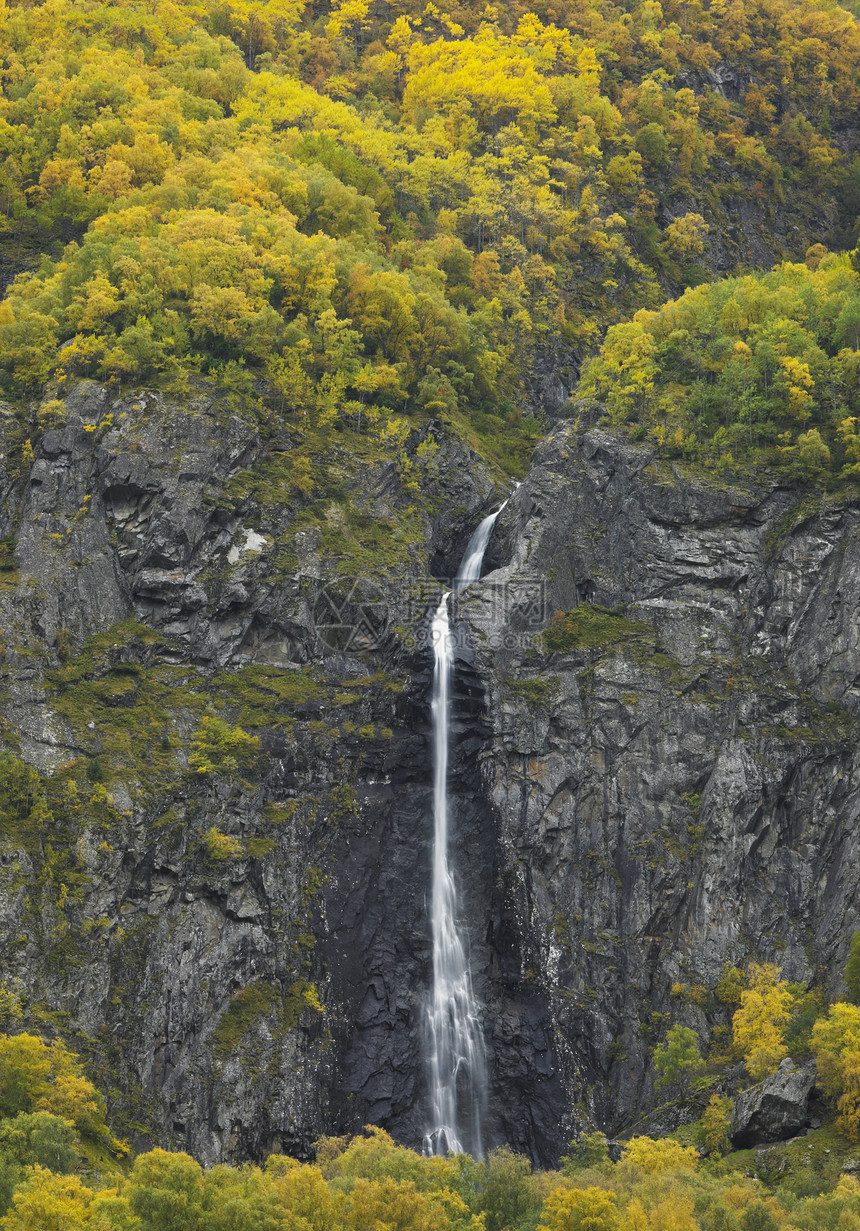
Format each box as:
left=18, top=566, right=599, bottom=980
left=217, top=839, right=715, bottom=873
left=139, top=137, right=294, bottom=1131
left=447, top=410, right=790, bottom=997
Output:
left=402, top=25, right=559, bottom=136
left=268, top=1158, right=344, bottom=1225
left=223, top=0, right=305, bottom=66
left=539, top=1186, right=619, bottom=1231
left=624, top=1193, right=698, bottom=1231
left=326, top=0, right=370, bottom=47
left=732, top=963, right=794, bottom=1080
left=1, top=1166, right=93, bottom=1231
left=663, top=212, right=709, bottom=260
left=619, top=1137, right=698, bottom=1175
left=345, top=1176, right=458, bottom=1230
left=810, top=1002, right=860, bottom=1142
left=0, top=1034, right=116, bottom=1147
left=578, top=318, right=658, bottom=425
left=696, top=1094, right=733, bottom=1157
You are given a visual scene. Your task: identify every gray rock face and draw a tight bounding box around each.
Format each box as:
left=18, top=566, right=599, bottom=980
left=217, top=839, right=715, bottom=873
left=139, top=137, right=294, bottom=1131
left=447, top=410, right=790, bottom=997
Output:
left=472, top=423, right=860, bottom=1145
left=730, top=1060, right=817, bottom=1147
left=1, top=391, right=859, bottom=1168
left=0, top=382, right=501, bottom=1164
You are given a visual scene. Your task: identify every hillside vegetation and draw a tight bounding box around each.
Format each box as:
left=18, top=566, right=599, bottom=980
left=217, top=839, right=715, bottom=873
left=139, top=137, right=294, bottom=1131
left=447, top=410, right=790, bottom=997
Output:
left=7, top=984, right=860, bottom=1231
left=4, top=0, right=860, bottom=1221
left=0, top=0, right=857, bottom=471
left=578, top=247, right=860, bottom=481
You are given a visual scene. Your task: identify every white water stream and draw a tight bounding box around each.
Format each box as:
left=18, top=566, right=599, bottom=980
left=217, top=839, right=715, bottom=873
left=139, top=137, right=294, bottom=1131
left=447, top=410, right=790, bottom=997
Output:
left=423, top=504, right=506, bottom=1159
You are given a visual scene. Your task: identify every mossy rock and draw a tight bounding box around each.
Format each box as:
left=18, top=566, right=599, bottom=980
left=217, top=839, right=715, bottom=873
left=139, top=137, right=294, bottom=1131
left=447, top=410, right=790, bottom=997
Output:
left=211, top=978, right=324, bottom=1056
left=508, top=676, right=561, bottom=711
left=543, top=604, right=652, bottom=653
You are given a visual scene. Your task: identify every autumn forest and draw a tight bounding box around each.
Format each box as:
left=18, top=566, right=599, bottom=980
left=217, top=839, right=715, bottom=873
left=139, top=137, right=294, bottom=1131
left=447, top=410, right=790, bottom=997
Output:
left=1, top=0, right=860, bottom=477
left=3, top=0, right=860, bottom=1225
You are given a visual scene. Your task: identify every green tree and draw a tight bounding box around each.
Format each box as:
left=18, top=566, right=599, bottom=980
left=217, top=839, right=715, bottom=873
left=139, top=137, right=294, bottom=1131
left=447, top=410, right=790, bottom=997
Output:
left=706, top=1208, right=740, bottom=1231
left=129, top=1149, right=205, bottom=1231
left=0, top=1112, right=78, bottom=1175
left=560, top=1133, right=610, bottom=1172
left=779, top=428, right=832, bottom=483
left=739, top=1202, right=778, bottom=1231
left=653, top=1025, right=705, bottom=1093
left=476, top=1147, right=542, bottom=1231
left=0, top=1113, right=79, bottom=1218
left=634, top=122, right=671, bottom=169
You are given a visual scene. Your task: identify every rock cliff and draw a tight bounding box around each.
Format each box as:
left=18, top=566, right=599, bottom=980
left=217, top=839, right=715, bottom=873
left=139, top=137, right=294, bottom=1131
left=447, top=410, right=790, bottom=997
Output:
left=474, top=423, right=860, bottom=1154
left=1, top=387, right=859, bottom=1166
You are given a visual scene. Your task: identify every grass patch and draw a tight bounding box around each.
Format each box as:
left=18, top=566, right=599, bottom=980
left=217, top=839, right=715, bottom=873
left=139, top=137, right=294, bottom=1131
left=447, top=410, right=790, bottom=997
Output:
left=508, top=676, right=561, bottom=710
left=49, top=661, right=207, bottom=785
left=245, top=836, right=277, bottom=859
left=214, top=665, right=323, bottom=727
left=0, top=534, right=17, bottom=585
left=448, top=406, right=542, bottom=479
left=762, top=494, right=822, bottom=560
left=308, top=500, right=424, bottom=576
left=212, top=979, right=323, bottom=1056
left=543, top=604, right=653, bottom=653
left=212, top=982, right=279, bottom=1052
left=222, top=429, right=426, bottom=578
left=262, top=801, right=299, bottom=824
left=53, top=619, right=163, bottom=684
left=220, top=431, right=351, bottom=513
left=721, top=1121, right=856, bottom=1190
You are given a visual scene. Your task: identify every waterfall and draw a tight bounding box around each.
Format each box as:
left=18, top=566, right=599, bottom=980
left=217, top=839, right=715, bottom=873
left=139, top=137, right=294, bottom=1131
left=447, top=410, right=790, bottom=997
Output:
left=455, top=507, right=506, bottom=589
left=423, top=503, right=506, bottom=1159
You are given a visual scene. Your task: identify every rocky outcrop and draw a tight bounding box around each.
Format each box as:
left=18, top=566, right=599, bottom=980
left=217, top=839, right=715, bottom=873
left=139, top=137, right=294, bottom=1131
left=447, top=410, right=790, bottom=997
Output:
left=0, top=381, right=501, bottom=1163
left=469, top=423, right=860, bottom=1145
left=1, top=390, right=860, bottom=1168
left=730, top=1060, right=818, bottom=1147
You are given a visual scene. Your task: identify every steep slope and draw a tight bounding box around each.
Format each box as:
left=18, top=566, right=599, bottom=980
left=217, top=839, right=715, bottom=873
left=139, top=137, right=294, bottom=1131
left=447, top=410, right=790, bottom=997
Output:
left=1, top=0, right=860, bottom=420
left=471, top=422, right=860, bottom=1145
left=3, top=381, right=860, bottom=1164
left=0, top=378, right=504, bottom=1162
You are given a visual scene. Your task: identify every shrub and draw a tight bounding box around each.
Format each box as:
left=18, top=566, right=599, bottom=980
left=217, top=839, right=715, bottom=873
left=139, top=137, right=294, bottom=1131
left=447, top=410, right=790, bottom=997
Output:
left=189, top=716, right=261, bottom=777
left=694, top=1095, right=733, bottom=1157
left=653, top=1025, right=705, bottom=1094
left=539, top=1186, right=619, bottom=1231
left=203, top=827, right=243, bottom=862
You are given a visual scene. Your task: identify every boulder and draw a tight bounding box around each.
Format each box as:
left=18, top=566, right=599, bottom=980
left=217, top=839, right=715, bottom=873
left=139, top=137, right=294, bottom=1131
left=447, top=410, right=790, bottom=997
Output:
left=730, top=1059, right=818, bottom=1148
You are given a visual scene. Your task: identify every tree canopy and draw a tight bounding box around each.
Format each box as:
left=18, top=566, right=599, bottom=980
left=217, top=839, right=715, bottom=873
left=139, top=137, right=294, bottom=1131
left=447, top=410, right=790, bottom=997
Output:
left=0, top=0, right=857, bottom=482
left=579, top=251, right=860, bottom=481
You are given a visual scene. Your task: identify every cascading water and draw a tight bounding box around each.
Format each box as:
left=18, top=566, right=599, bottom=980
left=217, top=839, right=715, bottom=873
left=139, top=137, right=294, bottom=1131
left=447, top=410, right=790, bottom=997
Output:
left=455, top=507, right=506, bottom=590
left=423, top=504, right=507, bottom=1159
